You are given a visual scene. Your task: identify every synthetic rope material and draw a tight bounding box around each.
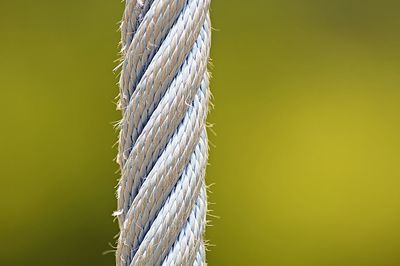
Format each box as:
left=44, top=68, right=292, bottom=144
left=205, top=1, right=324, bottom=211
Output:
left=115, top=0, right=211, bottom=265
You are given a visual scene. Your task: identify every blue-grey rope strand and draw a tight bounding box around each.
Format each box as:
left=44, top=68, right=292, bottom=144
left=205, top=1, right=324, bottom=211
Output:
left=115, top=0, right=211, bottom=265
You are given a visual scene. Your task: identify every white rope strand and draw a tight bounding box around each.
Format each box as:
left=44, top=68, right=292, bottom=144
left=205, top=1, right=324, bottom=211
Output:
left=116, top=0, right=211, bottom=265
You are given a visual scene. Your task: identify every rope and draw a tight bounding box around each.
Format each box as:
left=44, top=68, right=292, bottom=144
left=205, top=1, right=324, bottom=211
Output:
left=115, top=0, right=211, bottom=265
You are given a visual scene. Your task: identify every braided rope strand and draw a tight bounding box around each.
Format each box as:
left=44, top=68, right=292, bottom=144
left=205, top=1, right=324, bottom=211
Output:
left=116, top=0, right=211, bottom=265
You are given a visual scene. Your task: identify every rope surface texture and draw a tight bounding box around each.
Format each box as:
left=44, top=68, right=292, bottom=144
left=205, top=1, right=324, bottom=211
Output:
left=115, top=0, right=211, bottom=265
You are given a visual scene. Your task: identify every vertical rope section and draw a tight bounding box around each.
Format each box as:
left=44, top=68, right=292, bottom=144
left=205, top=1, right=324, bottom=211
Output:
left=115, top=0, right=211, bottom=265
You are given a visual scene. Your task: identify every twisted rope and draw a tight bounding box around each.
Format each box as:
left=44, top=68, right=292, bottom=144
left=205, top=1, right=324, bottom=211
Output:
left=115, top=0, right=211, bottom=265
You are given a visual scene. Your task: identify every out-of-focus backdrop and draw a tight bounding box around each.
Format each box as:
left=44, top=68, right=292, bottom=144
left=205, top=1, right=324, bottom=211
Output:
left=1, top=0, right=400, bottom=265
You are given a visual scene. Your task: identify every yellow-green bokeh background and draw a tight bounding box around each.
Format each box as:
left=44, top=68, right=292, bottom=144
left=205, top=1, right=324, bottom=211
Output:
left=1, top=1, right=400, bottom=265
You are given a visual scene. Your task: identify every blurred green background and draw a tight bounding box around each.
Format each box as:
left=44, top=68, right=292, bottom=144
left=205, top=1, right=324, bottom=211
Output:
left=1, top=0, right=400, bottom=265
